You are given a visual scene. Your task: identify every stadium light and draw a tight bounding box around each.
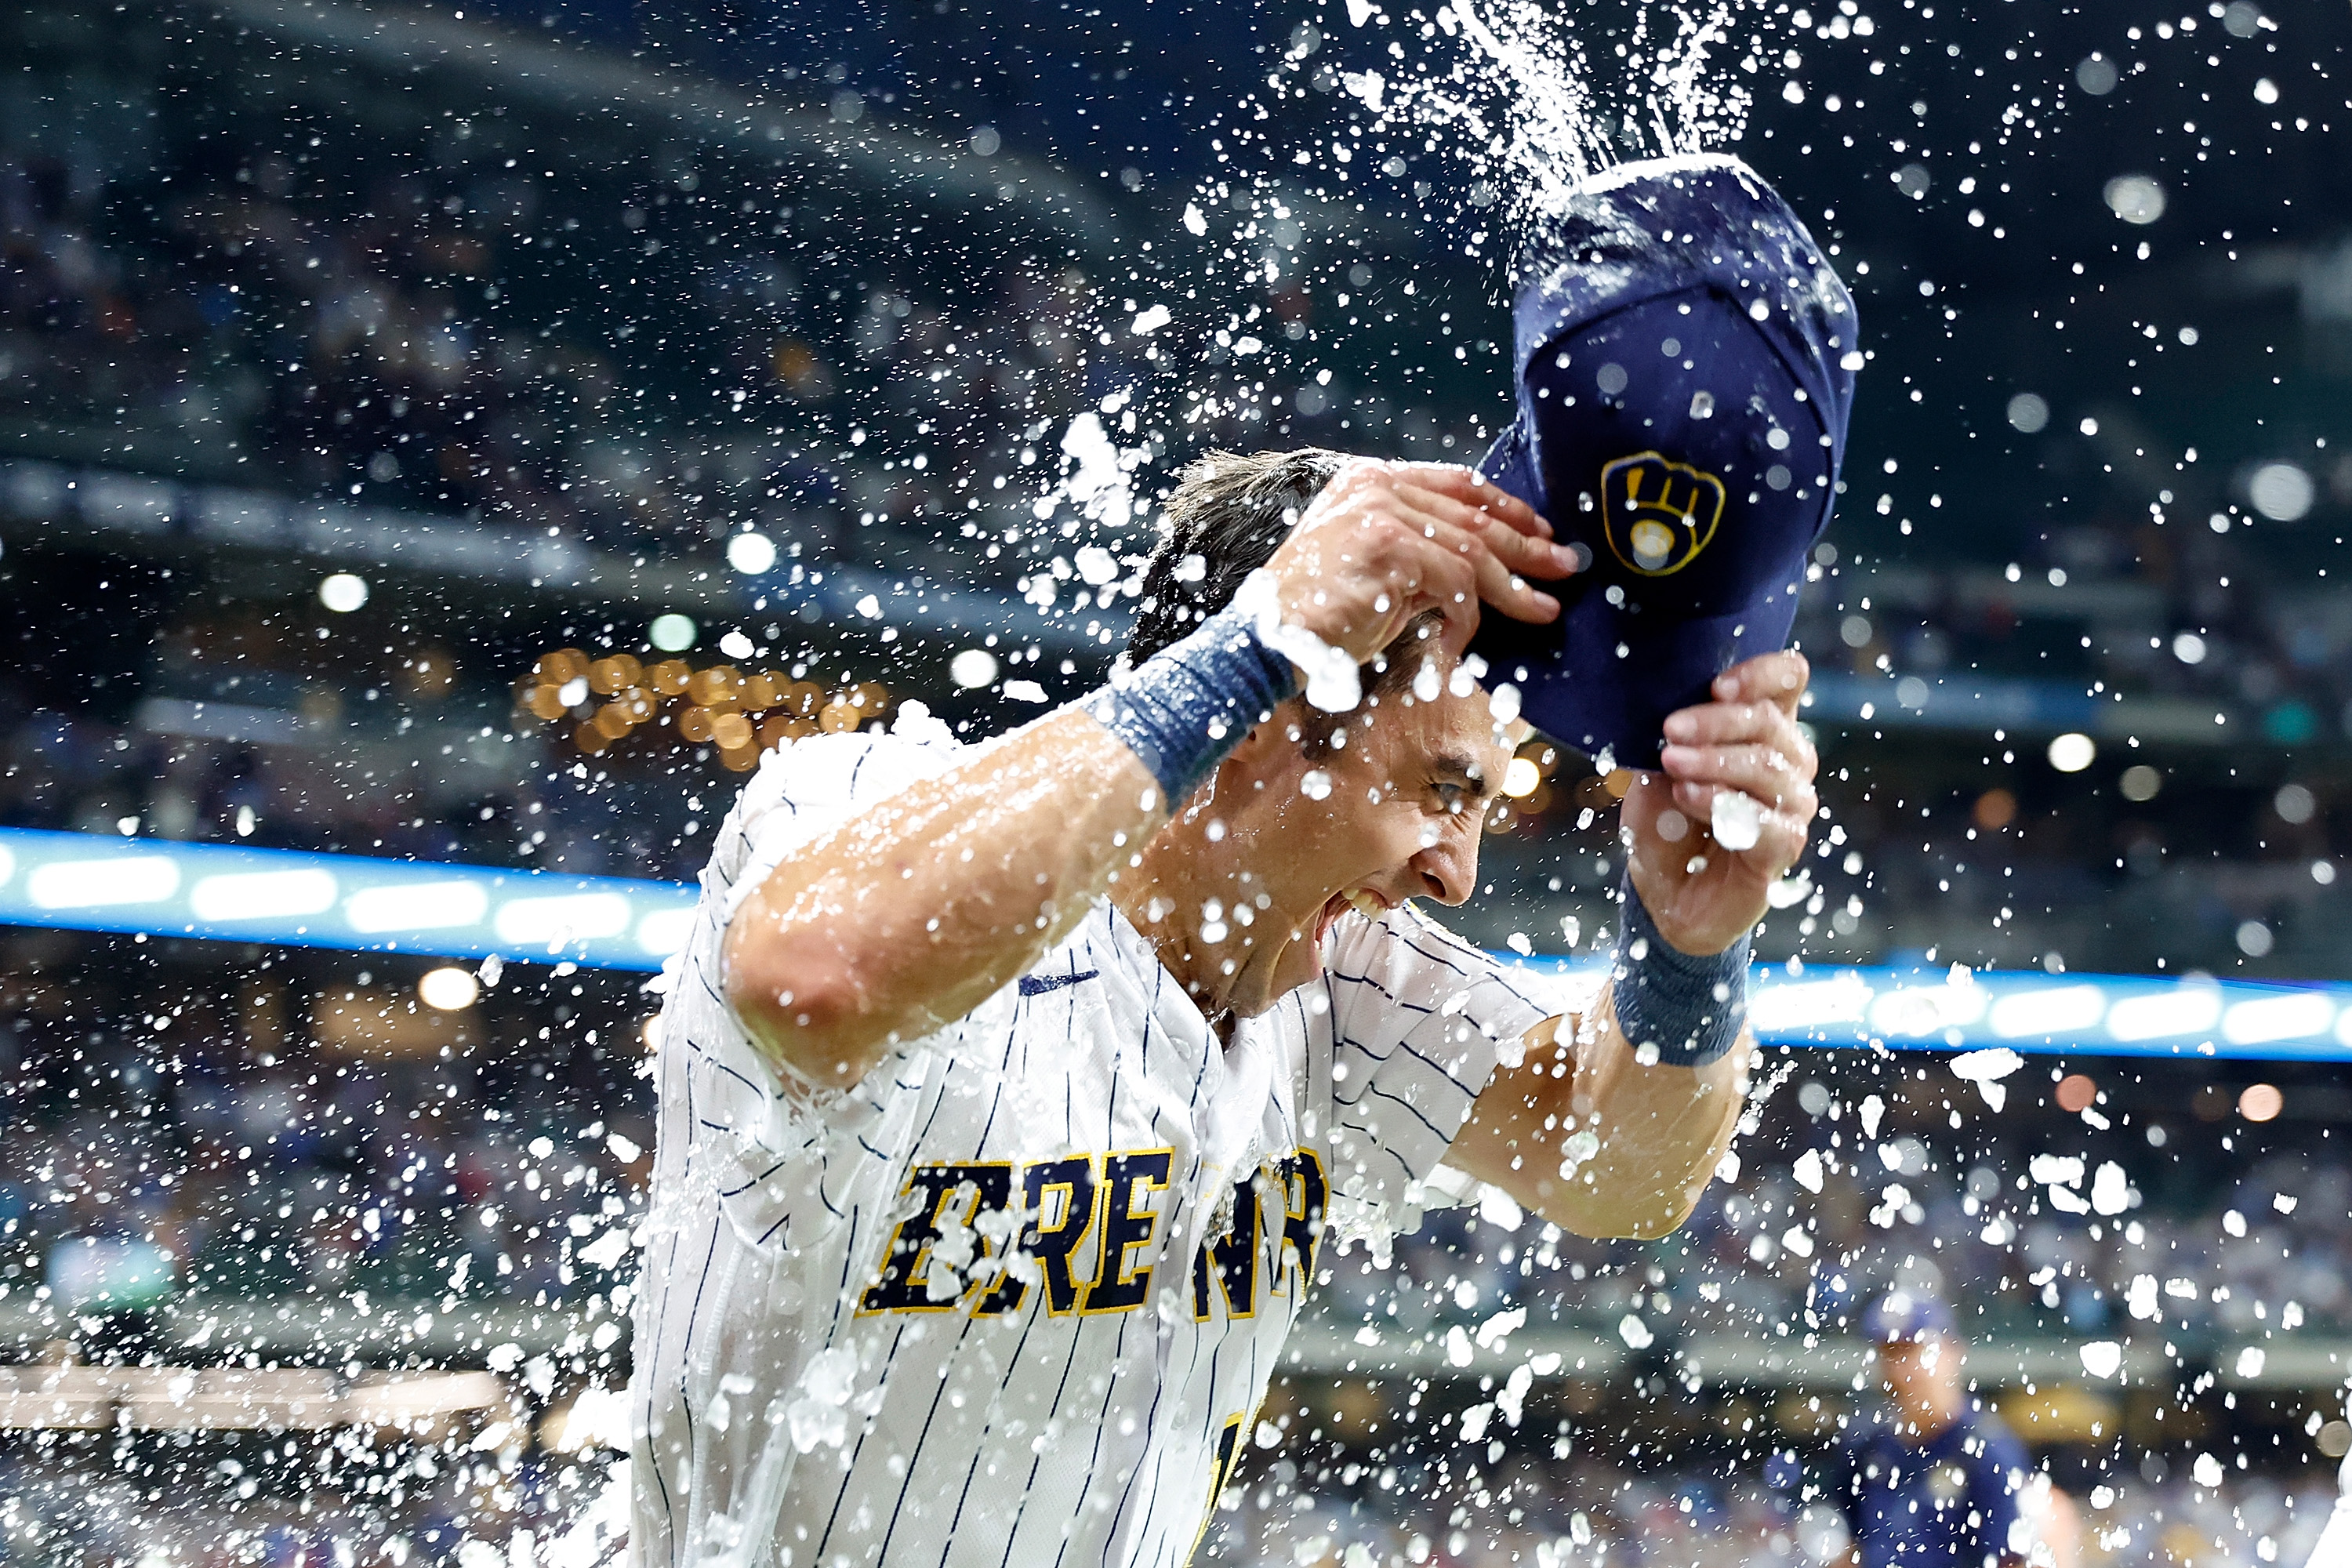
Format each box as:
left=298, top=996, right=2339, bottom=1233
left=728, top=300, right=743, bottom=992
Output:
left=2046, top=732, right=2096, bottom=773
left=494, top=891, right=635, bottom=948
left=344, top=880, right=492, bottom=932
left=725, top=532, right=779, bottom=575
left=635, top=906, right=698, bottom=956
left=2222, top=990, right=2335, bottom=1046
left=1987, top=984, right=2106, bottom=1039
left=2105, top=985, right=2223, bottom=1042
left=419, top=966, right=481, bottom=1011
left=27, top=855, right=180, bottom=909
left=187, top=869, right=339, bottom=923
left=0, top=827, right=693, bottom=971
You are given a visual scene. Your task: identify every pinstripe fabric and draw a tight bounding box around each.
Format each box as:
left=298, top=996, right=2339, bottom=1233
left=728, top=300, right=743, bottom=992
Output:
left=629, top=728, right=1557, bottom=1568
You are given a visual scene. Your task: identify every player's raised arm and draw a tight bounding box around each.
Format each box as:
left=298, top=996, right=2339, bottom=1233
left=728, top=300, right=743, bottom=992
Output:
left=1447, top=650, right=1817, bottom=1238
left=721, top=459, right=1577, bottom=1092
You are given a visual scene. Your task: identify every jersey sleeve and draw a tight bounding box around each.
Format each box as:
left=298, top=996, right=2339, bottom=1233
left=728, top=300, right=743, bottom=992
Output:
left=714, top=719, right=964, bottom=927
left=1316, top=904, right=1561, bottom=1211
left=669, top=719, right=964, bottom=1106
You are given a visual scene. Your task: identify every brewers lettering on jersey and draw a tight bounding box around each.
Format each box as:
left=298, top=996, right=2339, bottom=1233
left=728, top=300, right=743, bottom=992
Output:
left=630, top=451, right=1822, bottom=1566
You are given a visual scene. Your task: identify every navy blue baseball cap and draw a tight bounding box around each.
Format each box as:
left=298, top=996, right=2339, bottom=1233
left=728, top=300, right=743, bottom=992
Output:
left=1863, top=1290, right=1957, bottom=1345
left=1472, top=154, right=1859, bottom=765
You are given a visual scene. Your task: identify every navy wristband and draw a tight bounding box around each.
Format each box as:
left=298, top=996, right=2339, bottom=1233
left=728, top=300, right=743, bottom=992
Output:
left=1610, top=875, right=1750, bottom=1067
left=1090, top=597, right=1301, bottom=805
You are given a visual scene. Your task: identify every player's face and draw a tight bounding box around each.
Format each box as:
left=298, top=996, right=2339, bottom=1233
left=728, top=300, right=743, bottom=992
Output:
left=1218, top=656, right=1519, bottom=1010
left=1878, top=1334, right=1965, bottom=1430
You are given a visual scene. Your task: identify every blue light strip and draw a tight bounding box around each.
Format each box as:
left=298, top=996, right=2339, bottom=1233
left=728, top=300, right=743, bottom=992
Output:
left=0, top=827, right=2346, bottom=1062
left=0, top=827, right=695, bottom=973
left=1513, top=956, right=2352, bottom=1062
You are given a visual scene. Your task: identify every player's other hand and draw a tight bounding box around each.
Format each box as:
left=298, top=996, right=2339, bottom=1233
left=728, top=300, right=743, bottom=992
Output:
left=1261, top=459, right=1581, bottom=666
left=1621, top=650, right=1819, bottom=956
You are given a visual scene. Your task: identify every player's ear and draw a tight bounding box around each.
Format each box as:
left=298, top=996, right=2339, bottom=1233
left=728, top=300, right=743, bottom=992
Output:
left=1199, top=697, right=1296, bottom=806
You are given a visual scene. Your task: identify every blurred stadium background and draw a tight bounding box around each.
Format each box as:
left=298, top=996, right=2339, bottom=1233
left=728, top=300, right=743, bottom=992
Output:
left=3, top=0, right=2352, bottom=1562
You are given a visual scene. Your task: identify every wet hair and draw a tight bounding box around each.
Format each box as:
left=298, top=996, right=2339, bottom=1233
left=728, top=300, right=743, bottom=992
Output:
left=1127, top=448, right=1446, bottom=731
left=1128, top=448, right=1348, bottom=662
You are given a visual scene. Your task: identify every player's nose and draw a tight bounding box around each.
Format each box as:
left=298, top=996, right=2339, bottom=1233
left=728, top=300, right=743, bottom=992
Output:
left=1408, top=831, right=1479, bottom=907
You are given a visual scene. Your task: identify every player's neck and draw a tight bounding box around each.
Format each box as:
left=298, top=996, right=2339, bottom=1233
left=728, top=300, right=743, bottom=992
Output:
left=1113, top=810, right=1309, bottom=1035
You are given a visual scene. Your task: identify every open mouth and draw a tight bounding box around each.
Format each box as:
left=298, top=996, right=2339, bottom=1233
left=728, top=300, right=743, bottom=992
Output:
left=1314, top=888, right=1390, bottom=946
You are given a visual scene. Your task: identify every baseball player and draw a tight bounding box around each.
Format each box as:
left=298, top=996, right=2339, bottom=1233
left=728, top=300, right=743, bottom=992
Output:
left=630, top=154, right=1853, bottom=1568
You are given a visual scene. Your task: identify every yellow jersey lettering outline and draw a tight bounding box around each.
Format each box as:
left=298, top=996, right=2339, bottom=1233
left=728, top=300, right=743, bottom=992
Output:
left=972, top=1154, right=1099, bottom=1317
left=1079, top=1148, right=1176, bottom=1314
left=1190, top=1410, right=1254, bottom=1559
left=853, top=1145, right=1327, bottom=1320
left=858, top=1161, right=1014, bottom=1315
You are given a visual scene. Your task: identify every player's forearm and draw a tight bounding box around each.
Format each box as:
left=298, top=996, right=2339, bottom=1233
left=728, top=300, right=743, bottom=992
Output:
left=1450, top=996, right=1745, bottom=1239
left=727, top=589, right=1303, bottom=1089
left=1549, top=987, right=1748, bottom=1238
left=724, top=706, right=1166, bottom=1090
left=1475, top=1006, right=1745, bottom=1237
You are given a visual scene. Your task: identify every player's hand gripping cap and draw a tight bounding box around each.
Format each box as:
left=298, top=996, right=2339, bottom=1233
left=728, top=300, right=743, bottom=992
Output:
left=1473, top=153, right=1859, bottom=766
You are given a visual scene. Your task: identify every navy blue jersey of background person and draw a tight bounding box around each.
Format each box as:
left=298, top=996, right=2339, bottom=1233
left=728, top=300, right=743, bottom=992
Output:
left=1829, top=1407, right=2031, bottom=1568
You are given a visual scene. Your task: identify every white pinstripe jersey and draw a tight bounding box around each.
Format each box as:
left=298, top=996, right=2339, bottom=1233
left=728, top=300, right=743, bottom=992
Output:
left=629, top=722, right=1558, bottom=1568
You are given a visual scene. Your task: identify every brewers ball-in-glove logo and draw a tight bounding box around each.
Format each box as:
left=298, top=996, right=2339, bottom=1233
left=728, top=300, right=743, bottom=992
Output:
left=1600, top=452, right=1727, bottom=577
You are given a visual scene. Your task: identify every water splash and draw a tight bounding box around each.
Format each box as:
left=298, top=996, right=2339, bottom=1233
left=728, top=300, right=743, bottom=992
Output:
left=1358, top=0, right=1763, bottom=228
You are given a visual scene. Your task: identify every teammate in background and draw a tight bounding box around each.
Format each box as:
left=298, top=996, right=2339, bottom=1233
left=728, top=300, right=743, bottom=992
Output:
left=630, top=154, right=1849, bottom=1568
left=1820, top=1292, right=2047, bottom=1568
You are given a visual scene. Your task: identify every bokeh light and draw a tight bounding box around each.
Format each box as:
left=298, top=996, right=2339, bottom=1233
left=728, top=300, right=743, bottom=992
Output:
left=1972, top=789, right=2017, bottom=831
left=2248, top=462, right=2315, bottom=522
left=318, top=573, right=369, bottom=613
left=725, top=532, right=779, bottom=575
left=2102, top=173, right=2166, bottom=224
left=2046, top=732, right=2096, bottom=773
left=418, top=965, right=480, bottom=1011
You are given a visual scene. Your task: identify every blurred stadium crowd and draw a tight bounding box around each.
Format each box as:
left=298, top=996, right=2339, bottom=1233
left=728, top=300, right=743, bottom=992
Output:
left=0, top=935, right=650, bottom=1315
left=1196, top=1465, right=2343, bottom=1568
left=0, top=1445, right=2331, bottom=1568
left=0, top=137, right=1472, bottom=571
